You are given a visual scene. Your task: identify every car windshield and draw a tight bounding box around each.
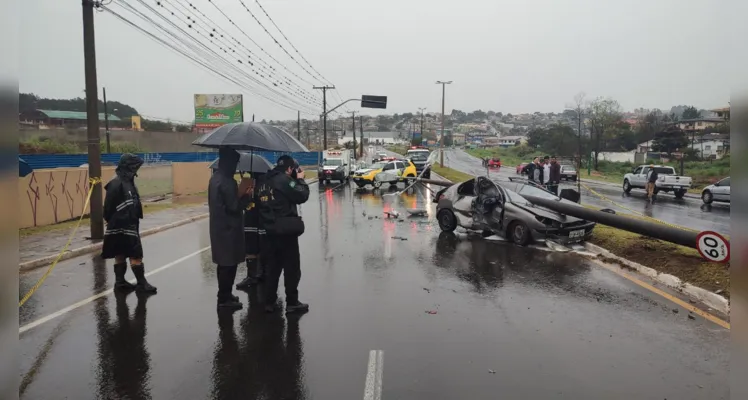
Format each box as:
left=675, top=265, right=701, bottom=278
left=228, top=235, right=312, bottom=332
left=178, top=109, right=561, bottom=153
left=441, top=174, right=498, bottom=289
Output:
left=517, top=184, right=560, bottom=200
left=369, top=162, right=386, bottom=169
left=408, top=152, right=428, bottom=161
left=323, top=159, right=343, bottom=166
left=653, top=167, right=675, bottom=174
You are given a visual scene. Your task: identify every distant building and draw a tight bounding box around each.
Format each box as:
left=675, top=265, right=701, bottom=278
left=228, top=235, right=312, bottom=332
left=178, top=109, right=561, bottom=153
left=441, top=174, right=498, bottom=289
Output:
left=337, top=131, right=406, bottom=146
left=497, top=135, right=528, bottom=147
left=452, top=133, right=466, bottom=145
left=20, top=109, right=121, bottom=129
left=710, top=106, right=730, bottom=121
left=675, top=118, right=724, bottom=133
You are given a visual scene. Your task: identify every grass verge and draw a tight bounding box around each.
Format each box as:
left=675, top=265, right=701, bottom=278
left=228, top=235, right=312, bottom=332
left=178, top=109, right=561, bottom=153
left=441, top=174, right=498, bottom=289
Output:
left=589, top=224, right=729, bottom=298
left=431, top=164, right=473, bottom=183
left=19, top=202, right=195, bottom=238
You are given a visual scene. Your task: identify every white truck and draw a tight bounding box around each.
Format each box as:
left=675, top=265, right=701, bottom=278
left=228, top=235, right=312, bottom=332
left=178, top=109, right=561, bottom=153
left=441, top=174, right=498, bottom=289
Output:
left=623, top=165, right=692, bottom=199
left=318, top=149, right=355, bottom=184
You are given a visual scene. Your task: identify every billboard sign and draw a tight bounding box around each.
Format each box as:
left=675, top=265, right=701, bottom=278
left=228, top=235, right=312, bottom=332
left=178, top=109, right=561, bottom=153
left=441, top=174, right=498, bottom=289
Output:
left=194, top=94, right=243, bottom=128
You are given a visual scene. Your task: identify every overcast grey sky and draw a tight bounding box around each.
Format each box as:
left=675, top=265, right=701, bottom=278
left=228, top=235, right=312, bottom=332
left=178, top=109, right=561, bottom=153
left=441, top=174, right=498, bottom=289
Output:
left=21, top=0, right=739, bottom=122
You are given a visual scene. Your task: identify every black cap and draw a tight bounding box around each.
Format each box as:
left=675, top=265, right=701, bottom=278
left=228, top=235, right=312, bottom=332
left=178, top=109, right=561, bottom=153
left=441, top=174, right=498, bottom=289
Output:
left=276, top=155, right=298, bottom=170
left=544, top=155, right=550, bottom=160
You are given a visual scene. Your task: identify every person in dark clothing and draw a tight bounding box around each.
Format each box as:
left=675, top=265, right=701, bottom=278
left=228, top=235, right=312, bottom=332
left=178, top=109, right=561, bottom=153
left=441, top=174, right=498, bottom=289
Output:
left=646, top=164, right=659, bottom=203
left=548, top=156, right=562, bottom=195
left=209, top=147, right=253, bottom=310
left=236, top=171, right=267, bottom=290
left=524, top=157, right=538, bottom=182
left=101, top=153, right=157, bottom=294
left=257, top=155, right=310, bottom=314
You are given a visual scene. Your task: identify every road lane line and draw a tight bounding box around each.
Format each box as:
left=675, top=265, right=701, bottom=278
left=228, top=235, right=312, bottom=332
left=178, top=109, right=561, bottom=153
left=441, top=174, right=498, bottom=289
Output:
left=364, top=350, right=384, bottom=400
left=589, top=258, right=730, bottom=330
left=19, top=246, right=211, bottom=334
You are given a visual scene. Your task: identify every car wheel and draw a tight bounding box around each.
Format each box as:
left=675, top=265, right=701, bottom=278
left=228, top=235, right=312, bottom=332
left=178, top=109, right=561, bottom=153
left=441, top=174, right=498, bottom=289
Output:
left=623, top=179, right=632, bottom=193
left=319, top=179, right=325, bottom=185
left=509, top=221, right=531, bottom=246
left=674, top=189, right=686, bottom=199
left=437, top=209, right=458, bottom=232
left=702, top=190, right=713, bottom=204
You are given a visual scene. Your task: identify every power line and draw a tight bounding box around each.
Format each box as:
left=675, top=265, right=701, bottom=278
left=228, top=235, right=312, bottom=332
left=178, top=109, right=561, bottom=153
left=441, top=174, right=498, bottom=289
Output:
left=102, top=4, right=318, bottom=115
left=254, top=0, right=332, bottom=84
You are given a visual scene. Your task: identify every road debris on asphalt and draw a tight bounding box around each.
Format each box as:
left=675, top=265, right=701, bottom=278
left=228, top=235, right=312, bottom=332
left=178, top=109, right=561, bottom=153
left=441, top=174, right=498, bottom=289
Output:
left=423, top=287, right=431, bottom=293
left=384, top=210, right=400, bottom=218
left=688, top=314, right=696, bottom=320
left=488, top=369, right=496, bottom=374
left=392, top=236, right=408, bottom=241
left=406, top=208, right=427, bottom=217
left=425, top=310, right=437, bottom=315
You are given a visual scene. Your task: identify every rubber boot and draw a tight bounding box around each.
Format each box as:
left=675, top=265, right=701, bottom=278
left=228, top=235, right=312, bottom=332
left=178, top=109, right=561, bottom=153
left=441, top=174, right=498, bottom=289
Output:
left=235, top=258, right=259, bottom=290
left=217, top=265, right=242, bottom=310
left=113, top=262, right=136, bottom=291
left=285, top=294, right=309, bottom=314
left=131, top=264, right=157, bottom=294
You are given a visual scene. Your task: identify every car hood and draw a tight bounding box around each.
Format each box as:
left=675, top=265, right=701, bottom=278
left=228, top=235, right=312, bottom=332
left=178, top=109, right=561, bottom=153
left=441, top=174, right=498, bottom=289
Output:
left=355, top=168, right=378, bottom=174
left=321, top=165, right=341, bottom=170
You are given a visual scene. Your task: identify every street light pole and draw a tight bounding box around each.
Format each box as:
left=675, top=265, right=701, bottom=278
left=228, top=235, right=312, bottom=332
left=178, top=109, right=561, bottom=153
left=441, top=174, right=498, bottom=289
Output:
left=436, top=81, right=452, bottom=167
left=103, top=87, right=111, bottom=154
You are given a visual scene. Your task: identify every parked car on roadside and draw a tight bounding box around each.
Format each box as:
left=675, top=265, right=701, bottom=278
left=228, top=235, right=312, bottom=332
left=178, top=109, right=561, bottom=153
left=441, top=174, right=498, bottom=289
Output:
left=701, top=177, right=730, bottom=205
left=623, top=165, right=692, bottom=199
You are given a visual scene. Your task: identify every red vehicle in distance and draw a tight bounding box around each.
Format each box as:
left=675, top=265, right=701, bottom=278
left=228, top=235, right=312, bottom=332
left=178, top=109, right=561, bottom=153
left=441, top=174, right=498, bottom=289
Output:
left=487, top=158, right=501, bottom=168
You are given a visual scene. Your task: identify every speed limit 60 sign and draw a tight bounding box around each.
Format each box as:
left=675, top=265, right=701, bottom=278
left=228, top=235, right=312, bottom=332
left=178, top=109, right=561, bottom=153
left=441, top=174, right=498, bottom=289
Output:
left=696, top=231, right=730, bottom=263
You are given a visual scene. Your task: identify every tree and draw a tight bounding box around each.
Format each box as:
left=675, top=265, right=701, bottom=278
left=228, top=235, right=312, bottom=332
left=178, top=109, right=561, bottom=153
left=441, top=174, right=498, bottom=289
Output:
left=651, top=127, right=688, bottom=156
left=681, top=106, right=700, bottom=120
left=587, top=97, right=623, bottom=170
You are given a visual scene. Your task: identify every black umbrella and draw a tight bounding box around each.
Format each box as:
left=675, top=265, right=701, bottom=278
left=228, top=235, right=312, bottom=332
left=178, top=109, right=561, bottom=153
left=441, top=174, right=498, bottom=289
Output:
left=192, top=122, right=309, bottom=152
left=208, top=152, right=273, bottom=173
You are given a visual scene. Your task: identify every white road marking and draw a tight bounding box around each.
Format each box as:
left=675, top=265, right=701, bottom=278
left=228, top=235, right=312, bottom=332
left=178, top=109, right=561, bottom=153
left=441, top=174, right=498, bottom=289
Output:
left=364, top=349, right=384, bottom=400
left=19, top=246, right=211, bottom=334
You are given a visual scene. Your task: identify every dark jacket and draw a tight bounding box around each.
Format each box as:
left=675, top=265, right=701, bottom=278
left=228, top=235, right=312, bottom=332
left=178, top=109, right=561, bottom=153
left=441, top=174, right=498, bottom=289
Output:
left=257, top=169, right=310, bottom=235
left=549, top=162, right=561, bottom=183
left=104, top=154, right=144, bottom=229
left=244, top=175, right=265, bottom=233
left=647, top=168, right=659, bottom=183
left=524, top=162, right=536, bottom=180
left=209, top=149, right=251, bottom=266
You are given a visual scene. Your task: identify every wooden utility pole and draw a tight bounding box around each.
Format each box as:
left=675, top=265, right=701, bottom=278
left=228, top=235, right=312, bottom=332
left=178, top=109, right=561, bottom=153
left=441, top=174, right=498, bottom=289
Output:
left=436, top=81, right=452, bottom=166
left=83, top=0, right=103, bottom=240
left=313, top=85, right=335, bottom=150
left=359, top=115, right=364, bottom=159
left=297, top=110, right=301, bottom=141
left=349, top=111, right=357, bottom=158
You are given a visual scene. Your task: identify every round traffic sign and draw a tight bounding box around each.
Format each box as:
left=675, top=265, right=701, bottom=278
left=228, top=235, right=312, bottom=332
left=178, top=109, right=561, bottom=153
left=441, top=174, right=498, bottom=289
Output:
left=695, top=231, right=730, bottom=263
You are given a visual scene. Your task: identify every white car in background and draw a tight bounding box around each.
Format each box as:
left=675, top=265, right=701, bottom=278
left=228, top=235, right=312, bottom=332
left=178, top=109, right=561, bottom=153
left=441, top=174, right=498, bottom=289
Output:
left=701, top=177, right=730, bottom=205
left=560, top=164, right=577, bottom=181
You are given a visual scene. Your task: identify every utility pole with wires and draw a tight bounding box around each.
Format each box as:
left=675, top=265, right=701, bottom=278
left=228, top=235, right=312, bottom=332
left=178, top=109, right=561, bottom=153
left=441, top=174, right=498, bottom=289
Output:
left=313, top=85, right=335, bottom=150
left=436, top=81, right=452, bottom=167
left=418, top=107, right=426, bottom=146
left=83, top=0, right=104, bottom=240
left=349, top=111, right=357, bottom=158
left=359, top=115, right=364, bottom=159
left=297, top=110, right=301, bottom=141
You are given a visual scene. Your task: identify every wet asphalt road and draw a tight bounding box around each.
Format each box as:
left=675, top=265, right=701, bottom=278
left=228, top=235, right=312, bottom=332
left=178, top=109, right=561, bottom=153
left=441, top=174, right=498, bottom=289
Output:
left=441, top=149, right=731, bottom=234
left=19, top=178, right=729, bottom=399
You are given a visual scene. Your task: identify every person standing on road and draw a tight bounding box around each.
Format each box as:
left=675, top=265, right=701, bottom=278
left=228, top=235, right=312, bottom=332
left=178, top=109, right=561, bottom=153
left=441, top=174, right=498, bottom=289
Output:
left=209, top=147, right=253, bottom=310
left=542, top=156, right=551, bottom=189
left=526, top=157, right=539, bottom=182
left=548, top=156, right=561, bottom=196
left=533, top=157, right=544, bottom=185
left=258, top=155, right=310, bottom=314
left=102, top=153, right=157, bottom=294
left=646, top=164, right=659, bottom=203
left=236, top=171, right=267, bottom=290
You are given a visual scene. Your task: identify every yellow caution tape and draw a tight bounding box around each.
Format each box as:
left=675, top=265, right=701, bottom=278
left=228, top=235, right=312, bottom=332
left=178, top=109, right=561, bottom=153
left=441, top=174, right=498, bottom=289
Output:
left=19, top=177, right=103, bottom=307
left=579, top=182, right=698, bottom=233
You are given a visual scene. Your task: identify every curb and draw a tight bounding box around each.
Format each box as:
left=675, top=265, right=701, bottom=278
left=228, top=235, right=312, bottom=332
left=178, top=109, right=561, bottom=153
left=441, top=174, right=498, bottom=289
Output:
left=583, top=242, right=729, bottom=315
left=19, top=213, right=209, bottom=273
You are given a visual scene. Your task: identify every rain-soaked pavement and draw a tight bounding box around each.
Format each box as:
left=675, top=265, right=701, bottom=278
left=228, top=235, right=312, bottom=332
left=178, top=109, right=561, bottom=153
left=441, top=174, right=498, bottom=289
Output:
left=19, top=173, right=729, bottom=399
left=440, top=148, right=731, bottom=234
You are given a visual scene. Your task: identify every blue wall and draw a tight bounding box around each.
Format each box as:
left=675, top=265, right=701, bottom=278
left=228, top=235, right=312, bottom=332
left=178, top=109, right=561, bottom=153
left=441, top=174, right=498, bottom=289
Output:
left=21, top=151, right=323, bottom=170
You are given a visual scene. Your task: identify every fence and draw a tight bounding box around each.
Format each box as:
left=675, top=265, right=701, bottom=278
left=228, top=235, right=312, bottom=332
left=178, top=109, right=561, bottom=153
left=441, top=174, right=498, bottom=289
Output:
left=20, top=151, right=323, bottom=170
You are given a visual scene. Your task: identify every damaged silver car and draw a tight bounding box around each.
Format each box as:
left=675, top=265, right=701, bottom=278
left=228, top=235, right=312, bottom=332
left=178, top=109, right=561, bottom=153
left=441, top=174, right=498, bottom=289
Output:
left=433, top=176, right=596, bottom=246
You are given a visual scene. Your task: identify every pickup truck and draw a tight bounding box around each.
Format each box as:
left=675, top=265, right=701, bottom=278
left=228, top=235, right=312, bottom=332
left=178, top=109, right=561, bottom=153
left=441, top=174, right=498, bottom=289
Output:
left=623, top=165, right=692, bottom=199
left=560, top=164, right=577, bottom=181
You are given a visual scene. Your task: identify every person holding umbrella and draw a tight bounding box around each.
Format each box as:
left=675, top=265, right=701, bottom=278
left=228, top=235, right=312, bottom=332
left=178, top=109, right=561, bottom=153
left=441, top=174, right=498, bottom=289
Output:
left=236, top=170, right=267, bottom=290
left=209, top=147, right=253, bottom=310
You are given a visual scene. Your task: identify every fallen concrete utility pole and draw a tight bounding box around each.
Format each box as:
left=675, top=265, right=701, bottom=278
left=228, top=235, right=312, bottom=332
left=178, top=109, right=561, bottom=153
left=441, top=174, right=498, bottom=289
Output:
left=522, top=195, right=702, bottom=249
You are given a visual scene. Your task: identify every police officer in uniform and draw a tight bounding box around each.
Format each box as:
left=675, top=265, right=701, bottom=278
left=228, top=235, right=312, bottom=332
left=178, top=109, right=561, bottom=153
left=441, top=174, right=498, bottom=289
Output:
left=257, top=155, right=310, bottom=313
left=236, top=171, right=267, bottom=290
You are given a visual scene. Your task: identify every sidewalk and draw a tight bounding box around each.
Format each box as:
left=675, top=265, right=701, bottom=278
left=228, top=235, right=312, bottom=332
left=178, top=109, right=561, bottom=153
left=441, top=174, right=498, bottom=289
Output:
left=20, top=202, right=208, bottom=265
left=20, top=177, right=318, bottom=268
